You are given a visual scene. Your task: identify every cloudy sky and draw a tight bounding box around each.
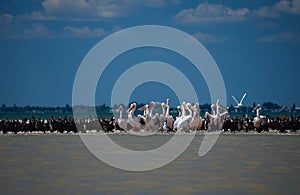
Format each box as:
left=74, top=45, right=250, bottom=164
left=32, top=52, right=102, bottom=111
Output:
left=0, top=0, right=299, bottom=107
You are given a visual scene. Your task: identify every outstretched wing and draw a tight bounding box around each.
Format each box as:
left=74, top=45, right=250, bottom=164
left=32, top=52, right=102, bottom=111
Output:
left=231, top=94, right=239, bottom=105
left=240, top=92, right=247, bottom=104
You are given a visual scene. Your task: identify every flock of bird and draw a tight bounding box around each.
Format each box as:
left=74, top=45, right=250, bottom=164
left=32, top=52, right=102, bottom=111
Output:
left=113, top=91, right=266, bottom=132
left=0, top=90, right=277, bottom=134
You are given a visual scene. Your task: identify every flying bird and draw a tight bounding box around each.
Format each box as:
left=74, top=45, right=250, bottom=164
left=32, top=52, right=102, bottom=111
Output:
left=231, top=91, right=248, bottom=108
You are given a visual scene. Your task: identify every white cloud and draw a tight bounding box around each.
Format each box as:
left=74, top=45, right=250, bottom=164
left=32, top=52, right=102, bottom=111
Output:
left=41, top=0, right=123, bottom=20
left=111, top=25, right=123, bottom=33
left=0, top=14, right=13, bottom=24
left=21, top=0, right=176, bottom=21
left=275, top=0, right=300, bottom=15
left=23, top=24, right=54, bottom=39
left=62, top=26, right=106, bottom=38
left=2, top=24, right=55, bottom=39
left=259, top=31, right=300, bottom=42
left=252, top=6, right=280, bottom=18
left=174, top=3, right=250, bottom=24
left=0, top=22, right=109, bottom=39
left=21, top=11, right=56, bottom=21
left=174, top=1, right=300, bottom=25
left=254, top=21, right=280, bottom=29
left=253, top=0, right=300, bottom=18
left=192, top=32, right=229, bottom=44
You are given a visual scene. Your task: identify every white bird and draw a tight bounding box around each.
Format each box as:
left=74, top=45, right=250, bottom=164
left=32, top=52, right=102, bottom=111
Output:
left=205, top=99, right=228, bottom=130
left=253, top=104, right=266, bottom=128
left=127, top=103, right=141, bottom=131
left=188, top=103, right=203, bottom=131
left=116, top=105, right=127, bottom=130
left=173, top=104, right=183, bottom=130
left=176, top=102, right=193, bottom=131
left=138, top=101, right=157, bottom=131
left=176, top=105, right=182, bottom=119
left=173, top=101, right=187, bottom=130
left=231, top=91, right=247, bottom=108
left=165, top=99, right=174, bottom=130
left=158, top=102, right=166, bottom=127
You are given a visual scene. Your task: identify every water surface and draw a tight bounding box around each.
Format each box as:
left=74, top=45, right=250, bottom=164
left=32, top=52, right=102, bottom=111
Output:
left=0, top=134, right=299, bottom=194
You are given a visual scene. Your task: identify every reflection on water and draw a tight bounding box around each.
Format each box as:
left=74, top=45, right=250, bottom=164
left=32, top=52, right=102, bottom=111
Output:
left=0, top=134, right=299, bottom=194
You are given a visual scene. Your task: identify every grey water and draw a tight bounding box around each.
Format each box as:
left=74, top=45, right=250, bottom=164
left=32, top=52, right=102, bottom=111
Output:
left=0, top=134, right=299, bottom=194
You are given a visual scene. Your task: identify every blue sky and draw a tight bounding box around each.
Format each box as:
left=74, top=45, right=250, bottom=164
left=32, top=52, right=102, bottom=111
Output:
left=0, top=0, right=299, bottom=107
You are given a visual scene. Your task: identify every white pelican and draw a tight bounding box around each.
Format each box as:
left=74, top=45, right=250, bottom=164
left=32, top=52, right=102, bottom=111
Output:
left=165, top=99, right=174, bottom=130
left=173, top=101, right=186, bottom=130
left=138, top=101, right=158, bottom=131
left=137, top=104, right=149, bottom=124
left=253, top=104, right=265, bottom=128
left=116, top=105, right=127, bottom=130
left=205, top=99, right=228, bottom=130
left=176, top=105, right=182, bottom=119
left=127, top=103, right=141, bottom=131
left=231, top=91, right=247, bottom=108
left=188, top=103, right=203, bottom=131
left=158, top=102, right=166, bottom=127
left=176, top=102, right=193, bottom=131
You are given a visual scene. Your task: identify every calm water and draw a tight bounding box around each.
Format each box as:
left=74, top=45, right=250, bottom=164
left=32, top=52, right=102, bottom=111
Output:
left=0, top=134, right=299, bottom=194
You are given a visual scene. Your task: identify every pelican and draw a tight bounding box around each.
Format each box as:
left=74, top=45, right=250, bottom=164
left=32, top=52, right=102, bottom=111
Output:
left=158, top=102, right=167, bottom=127
left=127, top=103, right=141, bottom=131
left=211, top=103, right=216, bottom=115
left=137, top=104, right=149, bottom=124
left=176, top=102, right=193, bottom=131
left=173, top=101, right=186, bottom=130
left=165, top=99, right=174, bottom=130
left=116, top=105, right=127, bottom=130
left=148, top=101, right=155, bottom=118
left=188, top=103, right=203, bottom=131
left=205, top=99, right=228, bottom=130
left=231, top=91, right=247, bottom=108
left=176, top=105, right=182, bottom=119
left=138, top=101, right=157, bottom=131
left=253, top=104, right=265, bottom=128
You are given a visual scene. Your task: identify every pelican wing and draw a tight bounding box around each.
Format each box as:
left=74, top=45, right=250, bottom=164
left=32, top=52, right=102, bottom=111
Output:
left=240, top=92, right=247, bottom=104
left=231, top=94, right=239, bottom=105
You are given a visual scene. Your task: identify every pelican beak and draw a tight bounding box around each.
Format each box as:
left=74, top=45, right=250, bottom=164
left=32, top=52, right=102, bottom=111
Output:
left=253, top=104, right=261, bottom=110
left=149, top=101, right=155, bottom=109
left=138, top=105, right=147, bottom=111
left=166, top=99, right=170, bottom=105
left=127, top=104, right=133, bottom=113
left=116, top=105, right=123, bottom=112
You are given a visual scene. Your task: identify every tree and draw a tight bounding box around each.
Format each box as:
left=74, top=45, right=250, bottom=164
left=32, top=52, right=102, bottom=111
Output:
left=292, top=103, right=296, bottom=111
left=65, top=104, right=71, bottom=112
left=262, top=102, right=280, bottom=110
left=1, top=104, right=6, bottom=112
left=12, top=103, right=19, bottom=112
